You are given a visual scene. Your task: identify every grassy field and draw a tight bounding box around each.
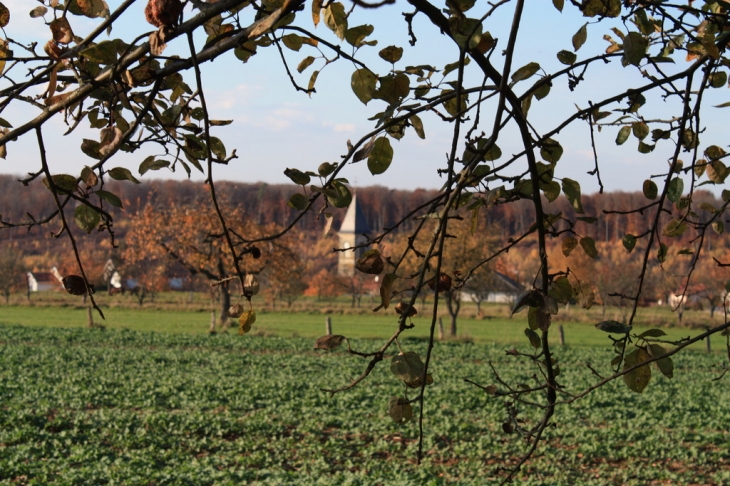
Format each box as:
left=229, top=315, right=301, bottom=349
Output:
left=0, top=290, right=722, bottom=351
left=0, top=325, right=728, bottom=485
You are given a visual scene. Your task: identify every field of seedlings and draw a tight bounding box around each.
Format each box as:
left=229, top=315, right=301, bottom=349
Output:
left=0, top=325, right=729, bottom=485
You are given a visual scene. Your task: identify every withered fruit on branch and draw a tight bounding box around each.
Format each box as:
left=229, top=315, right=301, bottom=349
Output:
left=145, top=0, right=183, bottom=28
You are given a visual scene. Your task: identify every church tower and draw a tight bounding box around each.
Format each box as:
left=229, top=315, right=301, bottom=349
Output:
left=337, top=194, right=371, bottom=276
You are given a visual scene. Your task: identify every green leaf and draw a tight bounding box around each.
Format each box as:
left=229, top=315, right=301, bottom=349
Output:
left=351, top=69, right=377, bottom=105
left=81, top=40, right=118, bottom=65
left=552, top=0, right=564, bottom=11
left=108, top=167, right=140, bottom=184
left=288, top=193, right=308, bottom=210
left=378, top=45, right=403, bottom=63
left=80, top=139, right=101, bottom=160
left=642, top=179, right=658, bottom=200
left=667, top=177, right=684, bottom=203
left=562, top=236, right=578, bottom=256
left=74, top=205, right=100, bottom=234
left=449, top=17, right=483, bottom=49
left=388, top=396, right=413, bottom=424
left=657, top=243, right=668, bottom=263
left=648, top=344, right=673, bottom=379
left=580, top=236, right=598, bottom=259
left=307, top=70, right=319, bottom=95
left=596, top=320, right=632, bottom=333
left=345, top=24, right=374, bottom=47
left=572, top=23, right=587, bottom=51
left=623, top=348, right=652, bottom=393
left=549, top=276, right=573, bottom=304
left=318, top=162, right=336, bottom=177
left=297, top=56, right=315, bottom=73
left=637, top=141, right=655, bottom=154
left=511, top=290, right=544, bottom=316
left=712, top=221, right=724, bottom=235
left=511, top=62, right=540, bottom=83
left=662, top=219, right=687, bottom=237
left=326, top=180, right=352, bottom=208
left=524, top=328, right=541, bottom=349
left=43, top=174, right=78, bottom=194
left=80, top=166, right=98, bottom=187
left=557, top=50, right=577, bottom=65
left=443, top=56, right=470, bottom=77
left=96, top=190, right=123, bottom=208
left=542, top=181, right=560, bottom=202
left=139, top=156, right=170, bottom=175
left=367, top=137, right=393, bottom=175
left=375, top=73, right=410, bottom=106
left=581, top=0, right=621, bottom=18
left=638, top=329, right=666, bottom=339
left=710, top=71, right=727, bottom=88
left=623, top=234, right=637, bottom=252
left=323, top=2, right=347, bottom=40
left=561, top=178, right=584, bottom=213
left=540, top=138, right=563, bottom=163
left=281, top=34, right=303, bottom=51
left=284, top=168, right=311, bottom=186
left=390, top=351, right=425, bottom=384
left=533, top=79, right=551, bottom=100
left=623, top=32, right=648, bottom=66
left=410, top=115, right=425, bottom=139
left=616, top=126, right=631, bottom=145
left=209, top=137, right=226, bottom=160
left=632, top=122, right=649, bottom=140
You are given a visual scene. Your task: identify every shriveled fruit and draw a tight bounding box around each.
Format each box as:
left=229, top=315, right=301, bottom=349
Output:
left=394, top=302, right=417, bottom=317
left=228, top=304, right=244, bottom=318
left=62, top=275, right=88, bottom=295
left=145, top=0, right=183, bottom=28
left=428, top=273, right=452, bottom=292
left=355, top=249, right=384, bottom=274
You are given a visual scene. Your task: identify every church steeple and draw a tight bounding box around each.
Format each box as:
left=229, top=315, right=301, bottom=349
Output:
left=337, top=194, right=370, bottom=276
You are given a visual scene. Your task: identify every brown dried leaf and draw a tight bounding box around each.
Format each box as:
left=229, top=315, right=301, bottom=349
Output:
left=148, top=30, right=168, bottom=56
left=313, top=334, right=346, bottom=350
left=50, top=18, right=74, bottom=44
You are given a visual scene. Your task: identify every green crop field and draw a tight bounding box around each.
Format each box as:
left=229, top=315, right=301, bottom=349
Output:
left=0, top=303, right=718, bottom=351
left=0, top=325, right=728, bottom=485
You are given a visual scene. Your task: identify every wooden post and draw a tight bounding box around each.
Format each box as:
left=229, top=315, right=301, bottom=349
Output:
left=438, top=317, right=444, bottom=341
left=209, top=310, right=216, bottom=334
left=705, top=334, right=711, bottom=353
left=86, top=307, right=94, bottom=328
left=558, top=325, right=565, bottom=346
left=326, top=317, right=332, bottom=335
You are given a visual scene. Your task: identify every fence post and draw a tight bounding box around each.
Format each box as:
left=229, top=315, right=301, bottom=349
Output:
left=209, top=310, right=216, bottom=334
left=326, top=317, right=332, bottom=335
left=558, top=325, right=565, bottom=346
left=438, top=317, right=444, bottom=341
left=706, top=334, right=711, bottom=353
left=87, top=307, right=94, bottom=328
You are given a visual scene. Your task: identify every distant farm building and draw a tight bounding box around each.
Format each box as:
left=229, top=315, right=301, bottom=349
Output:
left=26, top=267, right=63, bottom=292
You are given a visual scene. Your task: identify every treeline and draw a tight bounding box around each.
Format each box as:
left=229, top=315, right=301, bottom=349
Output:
left=0, top=174, right=727, bottom=246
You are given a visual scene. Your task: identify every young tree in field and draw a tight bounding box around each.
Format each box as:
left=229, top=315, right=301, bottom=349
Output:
left=1, top=0, right=730, bottom=480
left=0, top=246, right=24, bottom=303
left=308, top=268, right=344, bottom=302
left=260, top=247, right=307, bottom=309
left=125, top=199, right=280, bottom=326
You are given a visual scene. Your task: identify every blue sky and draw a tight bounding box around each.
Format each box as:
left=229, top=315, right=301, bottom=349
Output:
left=0, top=0, right=728, bottom=196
